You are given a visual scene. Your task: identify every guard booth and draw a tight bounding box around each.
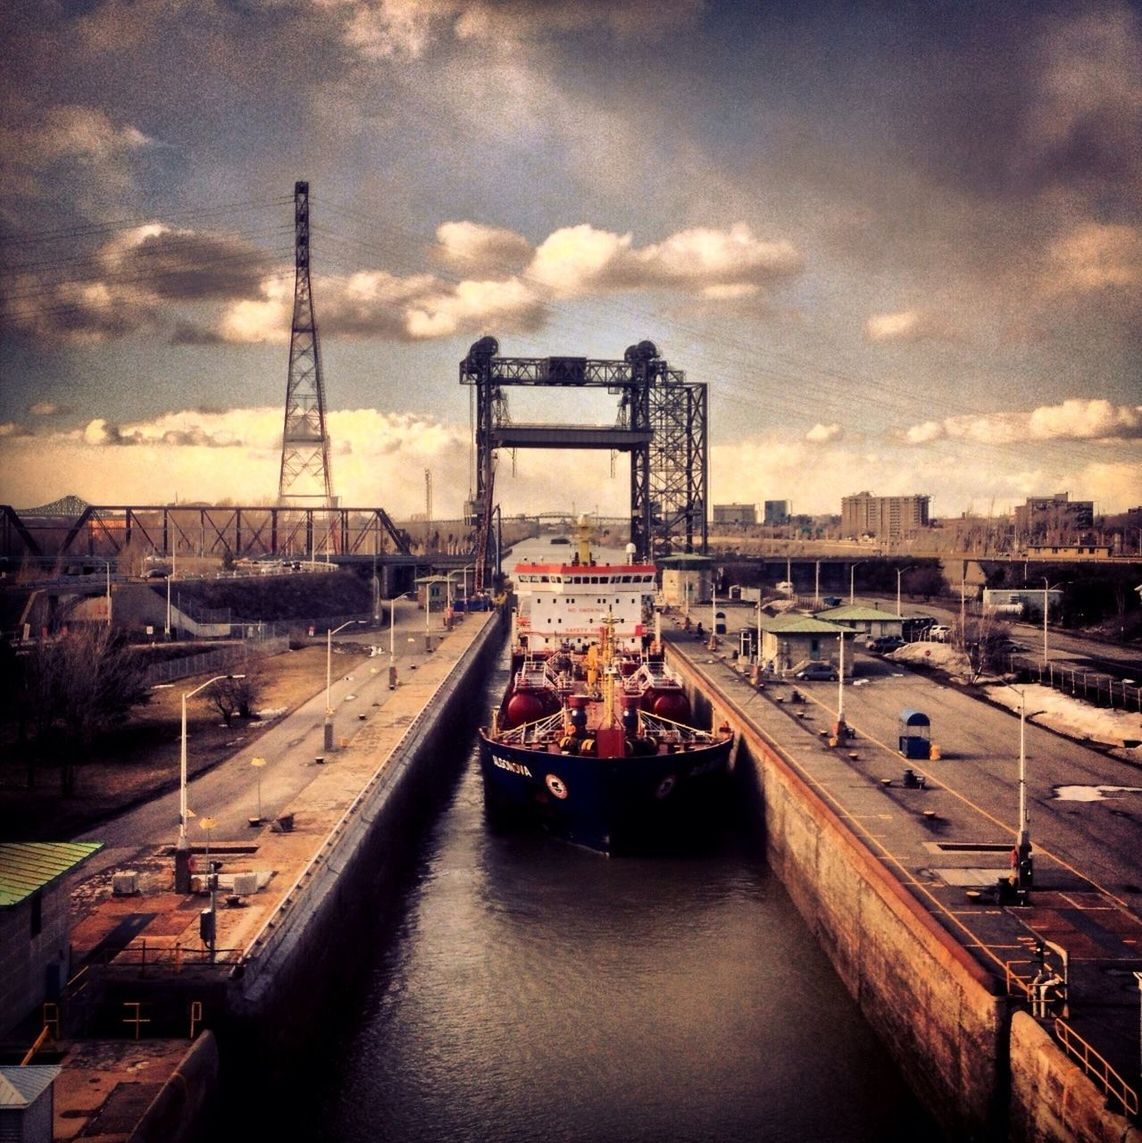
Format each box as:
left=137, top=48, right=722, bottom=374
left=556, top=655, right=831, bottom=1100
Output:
left=898, top=709, right=932, bottom=759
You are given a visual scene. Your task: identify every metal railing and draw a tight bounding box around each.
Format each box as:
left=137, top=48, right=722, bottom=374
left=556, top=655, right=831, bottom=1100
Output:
left=1053, top=1017, right=1139, bottom=1118
left=1009, top=655, right=1142, bottom=715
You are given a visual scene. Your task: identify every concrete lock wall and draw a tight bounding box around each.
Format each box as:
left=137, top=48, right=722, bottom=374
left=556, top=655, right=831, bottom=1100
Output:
left=1008, top=1012, right=1142, bottom=1143
left=756, top=732, right=1006, bottom=1138
left=129, top=1030, right=220, bottom=1143
left=226, top=609, right=508, bottom=1067
left=668, top=651, right=1007, bottom=1139
left=671, top=650, right=1142, bottom=1142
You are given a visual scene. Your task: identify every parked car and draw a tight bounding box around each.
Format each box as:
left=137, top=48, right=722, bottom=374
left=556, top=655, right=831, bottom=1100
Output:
left=866, top=635, right=905, bottom=654
left=928, top=624, right=952, bottom=643
left=794, top=661, right=839, bottom=681
left=822, top=595, right=843, bottom=608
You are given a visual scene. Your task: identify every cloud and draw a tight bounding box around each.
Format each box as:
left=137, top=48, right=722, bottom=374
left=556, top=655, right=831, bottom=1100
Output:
left=529, top=223, right=802, bottom=299
left=1042, top=222, right=1142, bottom=295
left=208, top=220, right=801, bottom=344
left=434, top=221, right=534, bottom=274
left=28, top=402, right=70, bottom=417
left=6, top=224, right=281, bottom=345
left=901, top=398, right=1142, bottom=446
left=321, top=0, right=706, bottom=58
left=805, top=423, right=842, bottom=444
left=864, top=309, right=955, bottom=344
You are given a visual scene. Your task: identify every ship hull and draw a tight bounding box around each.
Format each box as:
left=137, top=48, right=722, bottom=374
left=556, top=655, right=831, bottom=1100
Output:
left=478, top=732, right=733, bottom=855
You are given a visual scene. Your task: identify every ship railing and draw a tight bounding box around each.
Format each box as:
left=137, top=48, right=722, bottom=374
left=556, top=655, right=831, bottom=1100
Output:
left=516, top=658, right=560, bottom=689
left=638, top=709, right=722, bottom=744
left=497, top=709, right=566, bottom=745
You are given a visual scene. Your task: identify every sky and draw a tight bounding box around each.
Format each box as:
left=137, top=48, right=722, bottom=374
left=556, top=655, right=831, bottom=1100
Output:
left=1, top=0, right=1139, bottom=523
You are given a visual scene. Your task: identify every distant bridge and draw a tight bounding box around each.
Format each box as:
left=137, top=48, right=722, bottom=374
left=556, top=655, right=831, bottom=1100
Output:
left=0, top=503, right=415, bottom=563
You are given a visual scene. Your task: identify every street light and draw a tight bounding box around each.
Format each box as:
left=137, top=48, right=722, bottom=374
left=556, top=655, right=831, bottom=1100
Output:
left=326, top=619, right=366, bottom=750
left=175, top=674, right=244, bottom=893
left=849, top=561, right=865, bottom=605
left=249, top=756, right=267, bottom=825
left=896, top=566, right=916, bottom=620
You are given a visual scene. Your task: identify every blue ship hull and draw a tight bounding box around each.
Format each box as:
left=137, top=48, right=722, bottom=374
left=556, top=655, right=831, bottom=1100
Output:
left=478, top=731, right=733, bottom=854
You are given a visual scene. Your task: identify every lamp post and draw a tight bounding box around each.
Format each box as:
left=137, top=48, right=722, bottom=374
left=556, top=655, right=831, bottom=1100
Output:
left=1013, top=688, right=1039, bottom=889
left=175, top=674, right=244, bottom=893
left=94, top=559, right=113, bottom=626
left=326, top=619, right=366, bottom=750
left=849, top=561, right=865, bottom=605
left=835, top=629, right=847, bottom=734
left=896, top=566, right=916, bottom=621
left=250, top=756, right=267, bottom=825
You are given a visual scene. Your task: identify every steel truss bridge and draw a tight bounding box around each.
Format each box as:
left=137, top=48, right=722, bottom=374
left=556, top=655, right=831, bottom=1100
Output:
left=461, top=337, right=708, bottom=566
left=0, top=504, right=412, bottom=562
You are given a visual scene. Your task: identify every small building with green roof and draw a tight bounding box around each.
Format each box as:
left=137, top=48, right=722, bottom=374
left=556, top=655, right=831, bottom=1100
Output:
left=756, top=613, right=854, bottom=676
left=815, top=604, right=904, bottom=640
left=0, top=842, right=103, bottom=1037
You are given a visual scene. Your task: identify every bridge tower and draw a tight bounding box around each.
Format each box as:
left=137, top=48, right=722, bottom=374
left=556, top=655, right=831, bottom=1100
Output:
left=278, top=181, right=334, bottom=509
left=461, top=338, right=708, bottom=574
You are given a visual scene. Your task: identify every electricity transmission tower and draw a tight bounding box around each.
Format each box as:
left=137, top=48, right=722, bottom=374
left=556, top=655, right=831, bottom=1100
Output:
left=278, top=181, right=334, bottom=508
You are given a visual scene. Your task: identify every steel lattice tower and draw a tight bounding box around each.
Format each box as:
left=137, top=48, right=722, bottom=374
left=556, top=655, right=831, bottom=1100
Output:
left=278, top=181, right=334, bottom=508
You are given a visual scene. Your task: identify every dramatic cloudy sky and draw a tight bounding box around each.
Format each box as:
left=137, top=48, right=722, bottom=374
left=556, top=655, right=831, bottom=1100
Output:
left=2, top=0, right=1139, bottom=521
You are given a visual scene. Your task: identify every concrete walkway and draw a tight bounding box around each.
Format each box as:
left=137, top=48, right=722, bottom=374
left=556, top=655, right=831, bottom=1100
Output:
left=664, top=623, right=1142, bottom=1126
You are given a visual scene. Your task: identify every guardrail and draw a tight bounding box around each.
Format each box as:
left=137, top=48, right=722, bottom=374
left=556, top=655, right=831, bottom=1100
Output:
left=1053, top=1017, right=1139, bottom=1118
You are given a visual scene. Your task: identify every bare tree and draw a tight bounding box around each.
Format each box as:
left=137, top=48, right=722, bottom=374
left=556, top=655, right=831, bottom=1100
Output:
left=15, top=627, right=151, bottom=791
left=209, top=672, right=262, bottom=727
left=957, top=613, right=1013, bottom=684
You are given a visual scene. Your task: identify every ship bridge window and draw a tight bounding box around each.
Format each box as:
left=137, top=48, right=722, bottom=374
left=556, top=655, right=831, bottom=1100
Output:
left=621, top=575, right=632, bottom=582
left=540, top=575, right=550, bottom=582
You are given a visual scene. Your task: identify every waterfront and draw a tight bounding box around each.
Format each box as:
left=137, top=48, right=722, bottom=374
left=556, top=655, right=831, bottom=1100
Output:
left=283, top=674, right=937, bottom=1140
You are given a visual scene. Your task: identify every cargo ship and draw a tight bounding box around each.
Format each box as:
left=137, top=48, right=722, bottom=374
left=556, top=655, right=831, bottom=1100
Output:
left=478, top=521, right=734, bottom=854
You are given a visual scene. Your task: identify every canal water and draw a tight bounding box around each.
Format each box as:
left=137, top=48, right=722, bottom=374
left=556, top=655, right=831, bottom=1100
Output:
left=283, top=670, right=938, bottom=1139
left=267, top=536, right=937, bottom=1140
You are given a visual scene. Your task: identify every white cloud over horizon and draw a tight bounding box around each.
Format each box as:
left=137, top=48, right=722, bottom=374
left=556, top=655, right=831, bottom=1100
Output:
left=2, top=402, right=1139, bottom=520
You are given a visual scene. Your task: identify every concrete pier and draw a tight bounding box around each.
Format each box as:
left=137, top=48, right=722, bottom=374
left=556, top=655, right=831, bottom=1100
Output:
left=663, top=629, right=1141, bottom=1143
left=49, top=608, right=506, bottom=1141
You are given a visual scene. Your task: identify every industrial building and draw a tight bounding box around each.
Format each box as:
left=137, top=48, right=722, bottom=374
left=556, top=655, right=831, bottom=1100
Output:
left=712, top=503, right=757, bottom=526
left=841, top=492, right=930, bottom=539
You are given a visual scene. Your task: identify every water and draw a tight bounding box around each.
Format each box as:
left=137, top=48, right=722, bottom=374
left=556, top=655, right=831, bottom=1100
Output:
left=289, top=757, right=936, bottom=1141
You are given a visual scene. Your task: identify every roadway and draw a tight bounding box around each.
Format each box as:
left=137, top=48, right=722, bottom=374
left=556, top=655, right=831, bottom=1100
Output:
left=716, top=606, right=1142, bottom=908
left=75, top=598, right=447, bottom=872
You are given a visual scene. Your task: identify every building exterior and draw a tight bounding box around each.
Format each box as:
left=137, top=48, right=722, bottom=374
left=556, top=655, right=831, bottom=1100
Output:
left=0, top=842, right=102, bottom=1037
left=815, top=604, right=904, bottom=640
left=1014, top=493, right=1094, bottom=544
left=658, top=555, right=714, bottom=607
left=841, top=492, right=930, bottom=539
left=755, top=614, right=852, bottom=676
left=982, top=587, right=1064, bottom=619
left=763, top=500, right=790, bottom=526
left=712, top=503, right=757, bottom=526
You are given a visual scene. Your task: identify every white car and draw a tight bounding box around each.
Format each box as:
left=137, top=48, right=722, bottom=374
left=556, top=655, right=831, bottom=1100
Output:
left=929, top=625, right=951, bottom=642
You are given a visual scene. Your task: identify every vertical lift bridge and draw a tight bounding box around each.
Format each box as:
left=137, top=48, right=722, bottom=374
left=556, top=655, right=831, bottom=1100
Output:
left=461, top=337, right=708, bottom=584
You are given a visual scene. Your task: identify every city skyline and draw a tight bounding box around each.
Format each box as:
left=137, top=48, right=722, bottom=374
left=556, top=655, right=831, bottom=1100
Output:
left=2, top=1, right=1139, bottom=521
